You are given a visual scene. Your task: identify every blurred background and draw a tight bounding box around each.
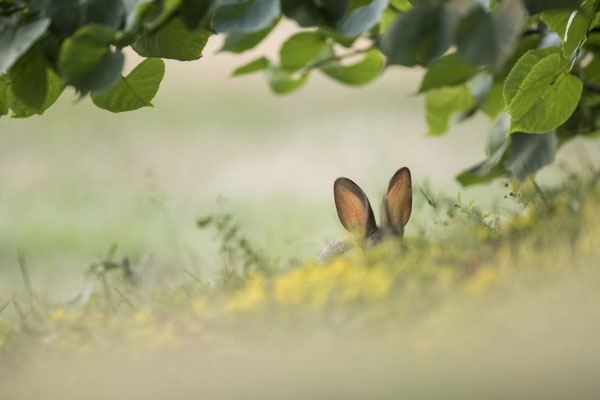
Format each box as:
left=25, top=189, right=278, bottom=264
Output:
left=0, top=23, right=594, bottom=297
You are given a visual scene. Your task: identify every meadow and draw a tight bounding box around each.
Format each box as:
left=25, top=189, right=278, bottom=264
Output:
left=1, top=33, right=600, bottom=399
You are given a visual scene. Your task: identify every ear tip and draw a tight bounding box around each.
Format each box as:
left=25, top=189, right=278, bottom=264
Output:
left=398, top=167, right=411, bottom=177
left=334, top=177, right=359, bottom=191
left=388, top=167, right=412, bottom=188
left=334, top=177, right=349, bottom=186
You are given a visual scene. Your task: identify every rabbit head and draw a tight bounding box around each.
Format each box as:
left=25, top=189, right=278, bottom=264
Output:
left=318, top=167, right=412, bottom=263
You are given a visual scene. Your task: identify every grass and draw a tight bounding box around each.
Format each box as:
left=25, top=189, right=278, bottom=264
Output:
left=1, top=171, right=600, bottom=399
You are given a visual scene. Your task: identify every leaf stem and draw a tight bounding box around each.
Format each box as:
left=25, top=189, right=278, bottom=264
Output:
left=569, top=0, right=600, bottom=72
left=301, top=45, right=374, bottom=74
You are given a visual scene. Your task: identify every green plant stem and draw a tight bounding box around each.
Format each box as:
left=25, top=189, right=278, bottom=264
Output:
left=301, top=45, right=374, bottom=74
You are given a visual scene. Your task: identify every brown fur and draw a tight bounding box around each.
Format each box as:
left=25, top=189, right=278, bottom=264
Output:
left=318, top=167, right=413, bottom=263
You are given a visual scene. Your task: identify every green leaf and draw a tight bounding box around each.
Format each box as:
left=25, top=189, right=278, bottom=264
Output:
left=504, top=131, right=557, bottom=180
left=91, top=58, right=165, bottom=113
left=132, top=18, right=212, bottom=61
left=319, top=48, right=384, bottom=85
left=265, top=66, right=309, bottom=94
left=503, top=47, right=563, bottom=106
left=337, top=0, right=388, bottom=37
left=507, top=53, right=569, bottom=120
left=379, top=1, right=455, bottom=66
left=504, top=47, right=582, bottom=133
left=8, top=42, right=47, bottom=110
left=232, top=56, right=269, bottom=76
left=213, top=0, right=281, bottom=33
left=481, top=81, right=505, bottom=119
left=487, top=112, right=512, bottom=155
left=58, top=24, right=124, bottom=93
left=280, top=32, right=327, bottom=73
left=456, top=157, right=508, bottom=186
left=0, top=75, right=11, bottom=117
left=509, top=71, right=583, bottom=134
left=9, top=68, right=65, bottom=118
left=425, top=85, right=476, bottom=135
left=418, top=53, right=479, bottom=93
left=455, top=0, right=525, bottom=66
left=500, top=33, right=543, bottom=78
left=0, top=17, right=50, bottom=72
left=542, top=0, right=597, bottom=56
left=390, top=0, right=412, bottom=11
left=221, top=17, right=279, bottom=53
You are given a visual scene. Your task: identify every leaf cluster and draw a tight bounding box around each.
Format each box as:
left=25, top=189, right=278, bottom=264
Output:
left=1, top=0, right=599, bottom=184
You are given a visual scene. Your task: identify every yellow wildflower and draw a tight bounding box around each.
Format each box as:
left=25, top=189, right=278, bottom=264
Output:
left=51, top=308, right=66, bottom=321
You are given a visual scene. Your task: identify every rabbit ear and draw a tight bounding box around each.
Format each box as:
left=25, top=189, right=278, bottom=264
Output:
left=334, top=177, right=377, bottom=236
left=386, top=167, right=412, bottom=233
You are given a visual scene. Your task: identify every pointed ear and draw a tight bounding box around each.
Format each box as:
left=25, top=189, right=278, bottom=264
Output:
left=386, top=167, right=412, bottom=233
left=334, top=178, right=377, bottom=236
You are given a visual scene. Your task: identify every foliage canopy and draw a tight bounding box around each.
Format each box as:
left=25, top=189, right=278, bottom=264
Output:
left=0, top=0, right=599, bottom=184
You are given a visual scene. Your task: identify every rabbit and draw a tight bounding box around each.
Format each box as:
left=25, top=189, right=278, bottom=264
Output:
left=318, top=167, right=412, bottom=264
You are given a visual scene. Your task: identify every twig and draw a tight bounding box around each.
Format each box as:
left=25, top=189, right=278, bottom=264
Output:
left=418, top=187, right=437, bottom=208
left=569, top=0, right=600, bottom=72
left=100, top=274, right=113, bottom=312
left=523, top=163, right=551, bottom=207
left=584, top=84, right=600, bottom=94
left=184, top=268, right=205, bottom=287
left=0, top=5, right=26, bottom=15
left=17, top=253, right=33, bottom=298
left=113, top=287, right=136, bottom=309
left=0, top=297, right=14, bottom=315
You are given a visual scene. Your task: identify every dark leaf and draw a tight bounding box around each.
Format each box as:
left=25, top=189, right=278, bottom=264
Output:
left=10, top=67, right=65, bottom=118
left=280, top=0, right=324, bottom=27
left=0, top=16, right=50, bottom=71
left=379, top=1, right=456, bottom=67
left=9, top=42, right=47, bottom=110
left=418, top=53, right=479, bottom=93
left=504, top=131, right=558, bottom=180
left=522, top=0, right=583, bottom=15
left=221, top=17, right=279, bottom=53
left=455, top=0, right=525, bottom=67
left=213, top=0, right=280, bottom=33
left=337, top=0, right=388, bottom=37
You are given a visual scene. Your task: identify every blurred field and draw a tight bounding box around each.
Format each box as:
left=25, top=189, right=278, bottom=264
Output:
left=0, top=26, right=504, bottom=295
